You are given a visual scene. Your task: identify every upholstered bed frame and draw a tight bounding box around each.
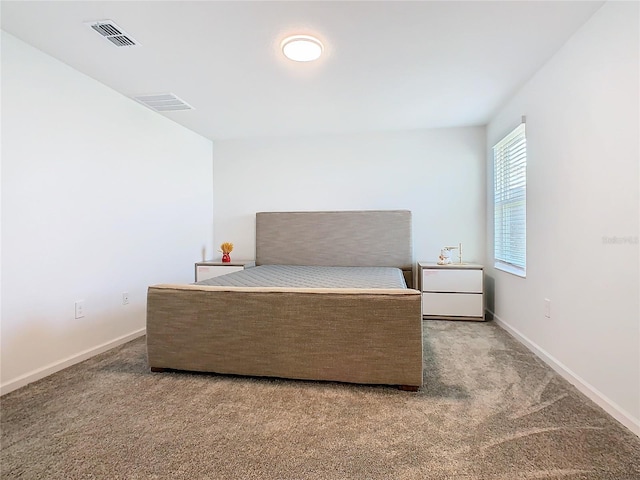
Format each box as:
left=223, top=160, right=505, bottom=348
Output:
left=146, top=210, right=423, bottom=389
left=255, top=210, right=415, bottom=287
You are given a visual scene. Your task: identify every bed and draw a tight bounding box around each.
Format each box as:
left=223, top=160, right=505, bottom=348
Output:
left=146, top=210, right=423, bottom=389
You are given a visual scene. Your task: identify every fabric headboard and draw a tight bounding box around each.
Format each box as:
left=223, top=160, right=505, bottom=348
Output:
left=255, top=210, right=413, bottom=270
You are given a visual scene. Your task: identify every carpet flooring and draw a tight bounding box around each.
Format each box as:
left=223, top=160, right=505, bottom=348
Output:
left=1, top=320, right=639, bottom=479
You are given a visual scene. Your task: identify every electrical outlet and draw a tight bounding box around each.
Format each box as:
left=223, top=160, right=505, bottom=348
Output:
left=75, top=300, right=85, bottom=319
left=122, top=292, right=130, bottom=305
left=544, top=298, right=551, bottom=318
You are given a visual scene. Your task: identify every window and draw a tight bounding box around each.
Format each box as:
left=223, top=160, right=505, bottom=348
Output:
left=493, top=122, right=526, bottom=277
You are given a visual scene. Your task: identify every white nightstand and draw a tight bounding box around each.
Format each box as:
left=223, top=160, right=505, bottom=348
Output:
left=418, top=262, right=485, bottom=321
left=194, top=260, right=255, bottom=282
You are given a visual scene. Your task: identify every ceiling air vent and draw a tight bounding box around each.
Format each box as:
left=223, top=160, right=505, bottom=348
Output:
left=86, top=20, right=139, bottom=47
left=133, top=93, right=194, bottom=112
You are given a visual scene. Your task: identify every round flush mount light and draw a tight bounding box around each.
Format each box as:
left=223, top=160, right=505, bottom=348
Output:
left=281, top=35, right=324, bottom=62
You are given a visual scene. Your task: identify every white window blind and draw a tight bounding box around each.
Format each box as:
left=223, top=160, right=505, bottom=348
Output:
left=493, top=122, right=526, bottom=276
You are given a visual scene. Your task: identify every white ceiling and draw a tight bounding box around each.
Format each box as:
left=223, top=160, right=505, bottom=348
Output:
left=1, top=1, right=603, bottom=141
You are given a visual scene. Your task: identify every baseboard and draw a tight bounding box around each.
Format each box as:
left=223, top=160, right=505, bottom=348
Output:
left=491, top=311, right=639, bottom=437
left=0, top=328, right=146, bottom=396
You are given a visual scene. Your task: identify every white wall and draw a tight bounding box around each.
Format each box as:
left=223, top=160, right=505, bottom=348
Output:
left=212, top=127, right=486, bottom=268
left=1, top=32, right=214, bottom=393
left=486, top=2, right=639, bottom=434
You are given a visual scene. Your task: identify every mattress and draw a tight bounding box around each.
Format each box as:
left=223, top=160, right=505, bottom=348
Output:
left=195, top=265, right=407, bottom=289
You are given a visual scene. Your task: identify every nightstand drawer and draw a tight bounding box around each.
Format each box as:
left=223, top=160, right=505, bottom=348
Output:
left=196, top=265, right=244, bottom=282
left=195, top=261, right=254, bottom=282
left=422, top=293, right=483, bottom=317
left=422, top=269, right=482, bottom=293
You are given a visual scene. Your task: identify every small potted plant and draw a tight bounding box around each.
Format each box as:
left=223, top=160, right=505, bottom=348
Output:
left=220, top=242, right=233, bottom=263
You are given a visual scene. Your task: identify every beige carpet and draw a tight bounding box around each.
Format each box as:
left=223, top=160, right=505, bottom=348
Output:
left=2, top=320, right=639, bottom=479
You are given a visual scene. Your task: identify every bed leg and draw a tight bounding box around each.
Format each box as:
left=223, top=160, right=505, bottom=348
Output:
left=398, top=385, right=419, bottom=392
left=150, top=367, right=167, bottom=373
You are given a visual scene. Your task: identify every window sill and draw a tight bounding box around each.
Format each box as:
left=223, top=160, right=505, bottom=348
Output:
left=495, top=261, right=526, bottom=278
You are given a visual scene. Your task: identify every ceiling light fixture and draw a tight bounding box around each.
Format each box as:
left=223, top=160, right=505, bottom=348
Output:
left=281, top=35, right=323, bottom=62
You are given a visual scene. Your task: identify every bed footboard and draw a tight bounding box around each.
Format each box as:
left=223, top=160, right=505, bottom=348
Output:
left=146, top=285, right=423, bottom=388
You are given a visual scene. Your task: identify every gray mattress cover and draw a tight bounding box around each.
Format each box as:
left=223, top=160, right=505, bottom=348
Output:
left=195, top=265, right=407, bottom=289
